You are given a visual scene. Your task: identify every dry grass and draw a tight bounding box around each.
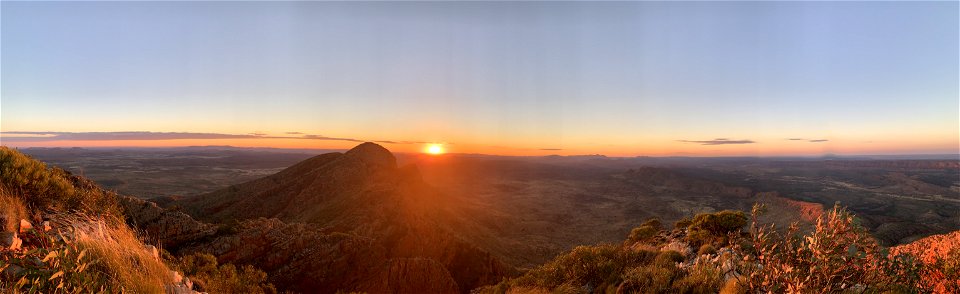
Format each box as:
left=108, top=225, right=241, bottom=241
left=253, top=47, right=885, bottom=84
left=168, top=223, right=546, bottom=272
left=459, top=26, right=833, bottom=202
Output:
left=67, top=215, right=173, bottom=293
left=2, top=214, right=174, bottom=293
left=0, top=188, right=28, bottom=232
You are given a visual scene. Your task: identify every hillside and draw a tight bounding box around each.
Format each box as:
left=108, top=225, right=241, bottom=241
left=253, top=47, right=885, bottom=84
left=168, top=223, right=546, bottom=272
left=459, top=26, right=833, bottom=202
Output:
left=0, top=146, right=266, bottom=293
left=478, top=206, right=960, bottom=294
left=177, top=142, right=515, bottom=292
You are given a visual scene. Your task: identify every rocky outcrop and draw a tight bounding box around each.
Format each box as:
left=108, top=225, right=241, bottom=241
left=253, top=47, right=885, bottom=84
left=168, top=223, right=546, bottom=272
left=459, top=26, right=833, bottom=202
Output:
left=891, top=230, right=960, bottom=293
left=119, top=196, right=217, bottom=249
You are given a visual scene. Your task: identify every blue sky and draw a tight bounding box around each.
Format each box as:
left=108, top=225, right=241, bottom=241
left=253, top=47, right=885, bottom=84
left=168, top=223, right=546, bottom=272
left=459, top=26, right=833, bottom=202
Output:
left=1, top=1, right=957, bottom=155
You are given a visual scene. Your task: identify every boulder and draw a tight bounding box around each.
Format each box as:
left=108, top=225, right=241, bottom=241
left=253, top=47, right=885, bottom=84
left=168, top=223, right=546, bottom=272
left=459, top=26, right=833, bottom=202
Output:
left=171, top=270, right=183, bottom=284
left=144, top=245, right=159, bottom=260
left=18, top=219, right=33, bottom=234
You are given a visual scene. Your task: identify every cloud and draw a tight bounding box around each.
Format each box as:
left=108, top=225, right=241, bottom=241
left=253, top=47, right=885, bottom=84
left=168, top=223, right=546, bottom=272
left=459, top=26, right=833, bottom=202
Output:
left=0, top=131, right=425, bottom=145
left=539, top=148, right=563, bottom=151
left=299, top=134, right=363, bottom=142
left=0, top=131, right=261, bottom=141
left=785, top=138, right=829, bottom=143
left=677, top=138, right=755, bottom=145
left=285, top=132, right=303, bottom=135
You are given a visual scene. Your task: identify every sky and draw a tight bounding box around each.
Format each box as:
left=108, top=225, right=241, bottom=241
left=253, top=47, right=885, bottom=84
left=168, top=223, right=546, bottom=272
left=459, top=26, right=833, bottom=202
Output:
left=2, top=1, right=958, bottom=156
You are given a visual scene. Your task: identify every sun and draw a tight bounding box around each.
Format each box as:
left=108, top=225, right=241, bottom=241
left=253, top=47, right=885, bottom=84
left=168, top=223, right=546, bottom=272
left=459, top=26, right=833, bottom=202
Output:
left=425, top=144, right=444, bottom=155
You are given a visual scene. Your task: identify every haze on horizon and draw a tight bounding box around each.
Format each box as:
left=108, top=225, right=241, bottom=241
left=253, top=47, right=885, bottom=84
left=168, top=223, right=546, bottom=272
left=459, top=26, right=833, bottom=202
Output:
left=1, top=1, right=957, bottom=157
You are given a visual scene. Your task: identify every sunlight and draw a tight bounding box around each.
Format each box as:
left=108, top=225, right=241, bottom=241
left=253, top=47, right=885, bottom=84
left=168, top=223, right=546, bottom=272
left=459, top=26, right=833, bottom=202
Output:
left=425, top=144, right=444, bottom=155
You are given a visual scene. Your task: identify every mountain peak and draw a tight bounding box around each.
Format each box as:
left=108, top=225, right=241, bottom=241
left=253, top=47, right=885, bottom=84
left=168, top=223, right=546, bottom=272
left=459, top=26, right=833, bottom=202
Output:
left=344, top=142, right=397, bottom=169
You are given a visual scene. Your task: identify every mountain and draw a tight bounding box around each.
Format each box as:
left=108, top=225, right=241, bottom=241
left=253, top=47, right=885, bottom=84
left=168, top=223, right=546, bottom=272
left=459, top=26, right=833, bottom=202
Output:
left=177, top=142, right=515, bottom=293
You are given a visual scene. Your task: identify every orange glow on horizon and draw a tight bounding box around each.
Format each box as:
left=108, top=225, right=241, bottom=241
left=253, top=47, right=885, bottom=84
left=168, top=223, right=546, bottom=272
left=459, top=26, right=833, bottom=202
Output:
left=425, top=144, right=444, bottom=155
left=0, top=132, right=956, bottom=157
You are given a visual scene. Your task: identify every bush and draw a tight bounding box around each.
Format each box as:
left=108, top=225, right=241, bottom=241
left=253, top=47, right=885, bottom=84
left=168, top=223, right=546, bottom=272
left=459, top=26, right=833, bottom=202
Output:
left=618, top=263, right=678, bottom=293
left=731, top=204, right=923, bottom=293
left=674, top=217, right=692, bottom=230
left=697, top=244, right=717, bottom=256
left=672, top=262, right=724, bottom=294
left=689, top=210, right=747, bottom=236
left=628, top=218, right=662, bottom=243
left=178, top=253, right=276, bottom=294
left=0, top=147, right=119, bottom=217
left=685, top=210, right=747, bottom=247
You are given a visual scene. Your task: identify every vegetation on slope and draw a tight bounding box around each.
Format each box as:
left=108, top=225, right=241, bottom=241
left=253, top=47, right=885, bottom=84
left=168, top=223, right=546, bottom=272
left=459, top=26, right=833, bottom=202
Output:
left=0, top=146, right=120, bottom=217
left=478, top=205, right=958, bottom=294
left=0, top=146, right=274, bottom=293
left=176, top=252, right=276, bottom=294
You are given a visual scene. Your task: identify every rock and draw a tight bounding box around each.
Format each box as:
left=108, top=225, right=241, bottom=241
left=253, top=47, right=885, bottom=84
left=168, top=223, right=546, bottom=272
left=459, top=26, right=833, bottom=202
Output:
left=164, top=284, right=199, bottom=294
left=1, top=232, right=21, bottom=250
left=144, top=245, right=159, bottom=260
left=18, top=219, right=32, bottom=234
left=119, top=196, right=217, bottom=249
left=171, top=270, right=183, bottom=284
left=660, top=240, right=693, bottom=257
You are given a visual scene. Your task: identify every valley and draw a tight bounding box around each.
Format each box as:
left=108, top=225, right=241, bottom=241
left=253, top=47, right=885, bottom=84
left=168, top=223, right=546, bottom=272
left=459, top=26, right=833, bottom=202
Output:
left=19, top=146, right=960, bottom=271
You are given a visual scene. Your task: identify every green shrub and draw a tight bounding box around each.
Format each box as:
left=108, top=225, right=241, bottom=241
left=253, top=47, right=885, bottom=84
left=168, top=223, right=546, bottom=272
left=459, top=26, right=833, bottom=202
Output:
left=731, top=204, right=923, bottom=293
left=618, top=263, right=678, bottom=293
left=674, top=217, right=692, bottom=229
left=0, top=147, right=119, bottom=217
left=685, top=210, right=747, bottom=247
left=653, top=250, right=684, bottom=267
left=628, top=218, right=663, bottom=243
left=178, top=253, right=276, bottom=294
left=672, top=262, right=724, bottom=294
left=689, top=210, right=747, bottom=236
left=698, top=244, right=717, bottom=256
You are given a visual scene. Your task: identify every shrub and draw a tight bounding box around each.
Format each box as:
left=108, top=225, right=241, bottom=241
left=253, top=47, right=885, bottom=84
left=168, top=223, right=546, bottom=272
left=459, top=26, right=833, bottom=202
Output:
left=628, top=218, right=662, bottom=243
left=0, top=147, right=119, bottom=217
left=731, top=204, right=923, bottom=293
left=718, top=278, right=746, bottom=294
left=672, top=262, right=724, bottom=294
left=178, top=253, right=276, bottom=294
left=689, top=210, right=747, bottom=236
left=653, top=250, right=684, bottom=267
left=697, top=244, right=716, bottom=256
left=618, top=263, right=677, bottom=293
left=674, top=217, right=692, bottom=230
left=685, top=210, right=747, bottom=247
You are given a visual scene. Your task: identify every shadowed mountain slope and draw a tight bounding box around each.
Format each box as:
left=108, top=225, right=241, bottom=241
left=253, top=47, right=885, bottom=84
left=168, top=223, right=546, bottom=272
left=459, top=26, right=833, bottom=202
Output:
left=179, top=142, right=514, bottom=293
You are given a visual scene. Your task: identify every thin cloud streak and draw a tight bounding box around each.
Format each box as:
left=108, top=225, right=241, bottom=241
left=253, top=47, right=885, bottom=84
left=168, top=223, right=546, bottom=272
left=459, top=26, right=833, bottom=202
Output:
left=0, top=131, right=420, bottom=145
left=677, top=138, right=755, bottom=145
left=785, top=138, right=829, bottom=143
